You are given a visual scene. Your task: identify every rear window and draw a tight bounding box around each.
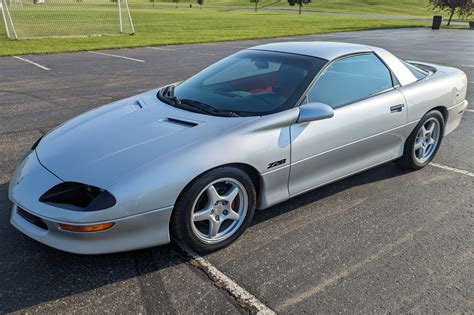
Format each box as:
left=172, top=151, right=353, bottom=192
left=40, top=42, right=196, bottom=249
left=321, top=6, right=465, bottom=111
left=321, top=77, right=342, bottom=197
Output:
left=401, top=59, right=429, bottom=80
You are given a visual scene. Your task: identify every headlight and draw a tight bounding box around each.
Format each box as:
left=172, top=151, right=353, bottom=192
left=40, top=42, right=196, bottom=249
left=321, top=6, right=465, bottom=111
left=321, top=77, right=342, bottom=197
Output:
left=39, top=182, right=116, bottom=211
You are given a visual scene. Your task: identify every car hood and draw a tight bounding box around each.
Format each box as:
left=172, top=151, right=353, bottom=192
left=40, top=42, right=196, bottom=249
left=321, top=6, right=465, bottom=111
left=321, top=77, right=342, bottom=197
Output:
left=36, top=89, right=257, bottom=188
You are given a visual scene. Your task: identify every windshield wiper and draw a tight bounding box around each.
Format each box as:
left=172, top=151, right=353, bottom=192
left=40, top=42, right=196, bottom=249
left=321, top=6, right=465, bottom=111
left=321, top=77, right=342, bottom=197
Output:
left=180, top=99, right=241, bottom=117
left=159, top=85, right=181, bottom=105
left=158, top=86, right=240, bottom=117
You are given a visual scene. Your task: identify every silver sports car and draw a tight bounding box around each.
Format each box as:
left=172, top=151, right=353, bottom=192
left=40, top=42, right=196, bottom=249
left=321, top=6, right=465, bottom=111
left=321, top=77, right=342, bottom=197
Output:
left=9, top=42, right=468, bottom=254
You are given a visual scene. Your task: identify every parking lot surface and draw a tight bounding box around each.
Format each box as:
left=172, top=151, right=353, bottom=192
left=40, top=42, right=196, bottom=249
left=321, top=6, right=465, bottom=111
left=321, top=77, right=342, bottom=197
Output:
left=0, top=28, right=473, bottom=313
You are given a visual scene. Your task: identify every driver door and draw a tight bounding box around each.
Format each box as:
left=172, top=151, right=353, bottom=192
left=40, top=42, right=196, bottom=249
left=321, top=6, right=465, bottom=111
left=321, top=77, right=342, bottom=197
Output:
left=289, top=53, right=407, bottom=196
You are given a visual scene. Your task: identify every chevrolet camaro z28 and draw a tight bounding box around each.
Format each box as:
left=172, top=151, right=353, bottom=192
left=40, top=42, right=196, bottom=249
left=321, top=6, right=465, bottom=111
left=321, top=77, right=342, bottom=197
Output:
left=9, top=42, right=468, bottom=254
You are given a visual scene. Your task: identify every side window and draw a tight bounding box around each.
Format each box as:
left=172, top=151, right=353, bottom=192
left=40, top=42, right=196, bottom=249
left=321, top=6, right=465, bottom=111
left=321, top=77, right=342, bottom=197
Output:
left=307, top=54, right=394, bottom=109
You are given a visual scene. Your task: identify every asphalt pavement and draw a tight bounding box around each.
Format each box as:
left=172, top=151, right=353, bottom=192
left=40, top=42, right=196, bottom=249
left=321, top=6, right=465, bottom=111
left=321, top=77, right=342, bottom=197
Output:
left=0, top=28, right=473, bottom=313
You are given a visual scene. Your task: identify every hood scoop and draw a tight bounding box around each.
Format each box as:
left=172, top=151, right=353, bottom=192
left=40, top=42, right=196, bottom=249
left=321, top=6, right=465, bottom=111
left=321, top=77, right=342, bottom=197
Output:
left=161, top=117, right=199, bottom=128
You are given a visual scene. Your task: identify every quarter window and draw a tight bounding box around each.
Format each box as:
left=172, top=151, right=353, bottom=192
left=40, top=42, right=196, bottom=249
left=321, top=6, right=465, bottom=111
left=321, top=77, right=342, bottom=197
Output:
left=307, top=54, right=394, bottom=109
left=400, top=59, right=428, bottom=80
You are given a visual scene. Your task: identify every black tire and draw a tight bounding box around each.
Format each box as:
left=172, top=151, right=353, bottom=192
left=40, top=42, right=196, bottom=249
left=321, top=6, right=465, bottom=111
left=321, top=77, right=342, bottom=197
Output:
left=170, top=166, right=256, bottom=253
left=397, top=110, right=444, bottom=170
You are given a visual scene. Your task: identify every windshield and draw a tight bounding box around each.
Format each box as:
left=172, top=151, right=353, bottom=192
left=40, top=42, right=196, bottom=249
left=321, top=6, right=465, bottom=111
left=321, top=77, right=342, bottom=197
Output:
left=168, top=50, right=327, bottom=116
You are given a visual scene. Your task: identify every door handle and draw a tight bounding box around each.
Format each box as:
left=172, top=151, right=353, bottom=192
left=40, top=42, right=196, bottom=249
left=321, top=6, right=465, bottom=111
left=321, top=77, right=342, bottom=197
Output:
left=390, top=104, right=404, bottom=113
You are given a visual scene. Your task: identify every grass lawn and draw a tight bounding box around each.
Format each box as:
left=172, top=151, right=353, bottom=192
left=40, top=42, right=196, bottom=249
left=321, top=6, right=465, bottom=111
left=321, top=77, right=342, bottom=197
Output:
left=0, top=8, right=430, bottom=56
left=141, top=0, right=448, bottom=18
left=288, top=0, right=436, bottom=17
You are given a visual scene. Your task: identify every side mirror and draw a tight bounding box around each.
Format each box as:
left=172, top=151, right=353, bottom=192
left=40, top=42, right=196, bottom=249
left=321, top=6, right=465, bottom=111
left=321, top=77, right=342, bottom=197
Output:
left=297, top=102, right=334, bottom=123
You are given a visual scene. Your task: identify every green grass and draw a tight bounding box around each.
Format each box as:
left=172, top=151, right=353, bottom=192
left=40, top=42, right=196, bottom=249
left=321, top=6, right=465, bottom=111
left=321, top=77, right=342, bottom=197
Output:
left=264, top=0, right=437, bottom=17
left=0, top=8, right=431, bottom=56
left=139, top=0, right=446, bottom=18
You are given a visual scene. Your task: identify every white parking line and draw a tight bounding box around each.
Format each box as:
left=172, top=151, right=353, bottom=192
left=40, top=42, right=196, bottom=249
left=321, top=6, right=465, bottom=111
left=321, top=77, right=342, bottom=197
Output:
left=147, top=46, right=176, bottom=51
left=199, top=43, right=249, bottom=49
left=462, top=65, right=474, bottom=68
left=177, top=243, right=276, bottom=314
left=430, top=162, right=474, bottom=178
left=147, top=46, right=217, bottom=56
left=466, top=109, right=474, bottom=113
left=13, top=56, right=50, bottom=71
left=194, top=51, right=217, bottom=56
left=468, top=81, right=473, bottom=84
left=276, top=227, right=423, bottom=311
left=87, top=51, right=145, bottom=63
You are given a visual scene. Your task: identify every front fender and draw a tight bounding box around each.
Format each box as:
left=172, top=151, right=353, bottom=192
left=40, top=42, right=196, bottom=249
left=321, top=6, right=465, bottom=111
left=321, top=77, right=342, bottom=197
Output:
left=110, top=108, right=299, bottom=215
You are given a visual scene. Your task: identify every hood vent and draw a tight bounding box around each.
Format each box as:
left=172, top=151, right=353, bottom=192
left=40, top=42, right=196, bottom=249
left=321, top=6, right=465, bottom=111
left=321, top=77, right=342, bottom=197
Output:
left=130, top=99, right=146, bottom=111
left=163, top=117, right=198, bottom=128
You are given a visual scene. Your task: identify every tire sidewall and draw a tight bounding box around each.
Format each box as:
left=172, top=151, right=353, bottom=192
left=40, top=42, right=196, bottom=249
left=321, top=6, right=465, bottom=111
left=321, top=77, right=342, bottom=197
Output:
left=171, top=167, right=256, bottom=253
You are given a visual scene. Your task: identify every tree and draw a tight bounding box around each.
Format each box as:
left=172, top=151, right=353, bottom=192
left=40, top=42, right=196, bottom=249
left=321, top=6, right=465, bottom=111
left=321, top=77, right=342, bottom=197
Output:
left=288, top=0, right=311, bottom=15
left=197, top=0, right=203, bottom=8
left=429, top=0, right=473, bottom=26
left=173, top=0, right=179, bottom=8
left=250, top=0, right=259, bottom=12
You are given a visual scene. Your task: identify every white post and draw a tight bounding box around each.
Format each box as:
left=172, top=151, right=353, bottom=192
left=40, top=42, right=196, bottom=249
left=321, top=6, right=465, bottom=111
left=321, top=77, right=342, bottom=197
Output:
left=125, top=0, right=134, bottom=34
left=118, top=0, right=123, bottom=33
left=0, top=0, right=11, bottom=38
left=4, top=0, right=17, bottom=38
left=0, top=2, right=10, bottom=39
left=1, top=0, right=11, bottom=38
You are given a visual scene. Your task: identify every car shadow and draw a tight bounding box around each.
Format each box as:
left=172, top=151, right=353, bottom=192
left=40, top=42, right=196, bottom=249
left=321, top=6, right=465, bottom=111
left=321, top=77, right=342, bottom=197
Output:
left=251, top=162, right=411, bottom=226
left=0, top=162, right=410, bottom=313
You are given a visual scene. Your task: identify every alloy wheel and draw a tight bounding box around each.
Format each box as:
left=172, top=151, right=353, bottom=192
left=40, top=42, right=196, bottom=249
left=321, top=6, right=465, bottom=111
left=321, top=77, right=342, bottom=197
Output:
left=190, top=178, right=249, bottom=244
left=413, top=117, right=440, bottom=164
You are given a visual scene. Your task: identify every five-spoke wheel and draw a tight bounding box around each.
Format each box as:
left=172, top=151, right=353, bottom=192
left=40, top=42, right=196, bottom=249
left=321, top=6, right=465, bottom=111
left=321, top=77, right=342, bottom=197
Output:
left=171, top=167, right=256, bottom=252
left=398, top=110, right=444, bottom=170
left=413, top=117, right=441, bottom=164
left=191, top=178, right=248, bottom=244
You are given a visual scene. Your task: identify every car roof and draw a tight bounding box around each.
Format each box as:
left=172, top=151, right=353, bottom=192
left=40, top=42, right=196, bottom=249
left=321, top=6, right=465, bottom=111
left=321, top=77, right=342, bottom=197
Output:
left=247, top=41, right=418, bottom=86
left=248, top=41, right=374, bottom=61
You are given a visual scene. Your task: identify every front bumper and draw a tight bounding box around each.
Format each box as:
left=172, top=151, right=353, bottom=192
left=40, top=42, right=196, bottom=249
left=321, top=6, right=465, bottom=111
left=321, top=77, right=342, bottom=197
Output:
left=9, top=150, right=173, bottom=254
left=10, top=203, right=173, bottom=255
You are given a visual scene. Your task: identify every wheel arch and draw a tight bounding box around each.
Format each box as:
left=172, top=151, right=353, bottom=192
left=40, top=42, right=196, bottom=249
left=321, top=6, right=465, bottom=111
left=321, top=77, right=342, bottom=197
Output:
left=406, top=106, right=447, bottom=143
left=398, top=106, right=445, bottom=169
left=228, top=163, right=262, bottom=199
left=173, top=162, right=262, bottom=210
left=432, top=106, right=448, bottom=123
